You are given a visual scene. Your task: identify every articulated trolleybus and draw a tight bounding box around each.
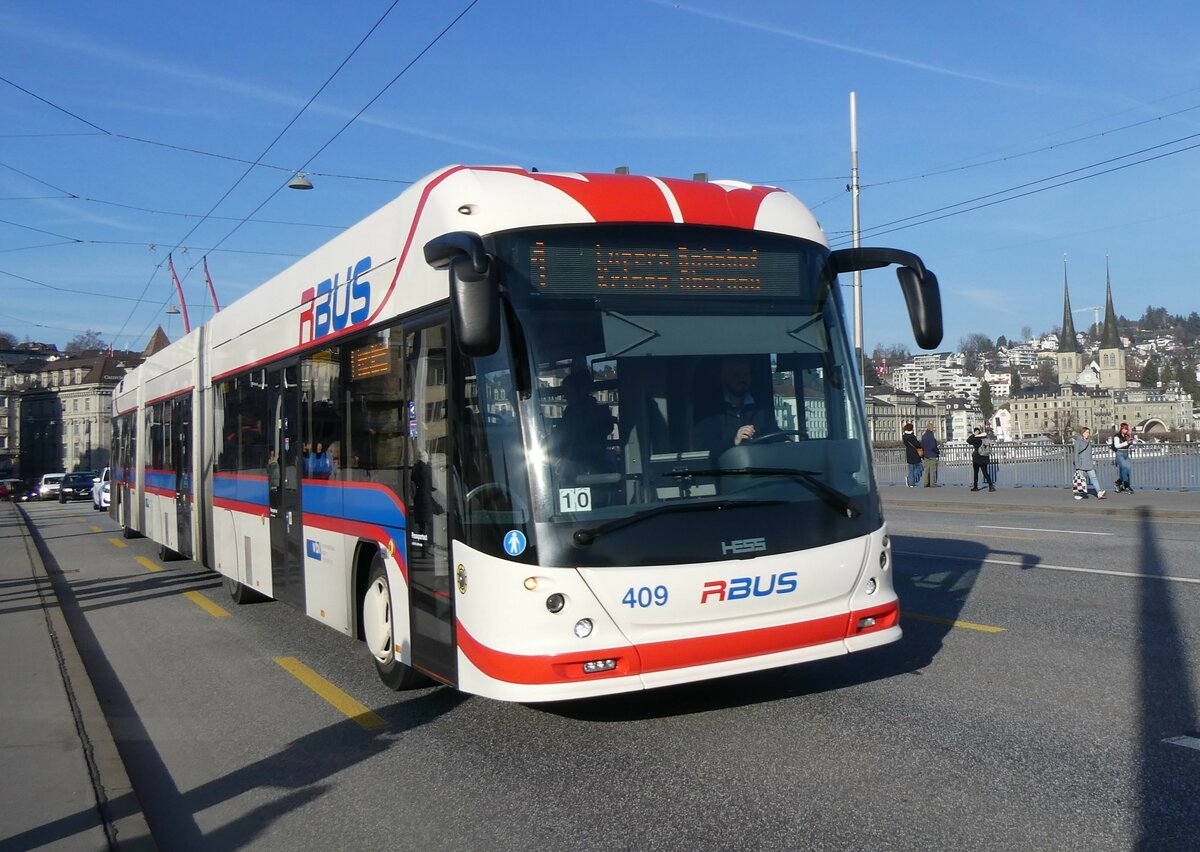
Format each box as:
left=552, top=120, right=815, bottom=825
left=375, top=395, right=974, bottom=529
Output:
left=112, top=165, right=942, bottom=702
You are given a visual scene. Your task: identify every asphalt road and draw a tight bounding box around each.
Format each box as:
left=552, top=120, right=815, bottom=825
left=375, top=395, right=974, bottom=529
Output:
left=17, top=498, right=1200, bottom=851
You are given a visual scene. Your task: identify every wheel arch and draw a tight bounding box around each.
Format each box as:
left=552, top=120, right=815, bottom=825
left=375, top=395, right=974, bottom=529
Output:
left=352, top=539, right=382, bottom=641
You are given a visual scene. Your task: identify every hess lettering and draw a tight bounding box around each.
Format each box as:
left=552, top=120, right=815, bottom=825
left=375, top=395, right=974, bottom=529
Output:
left=700, top=571, right=798, bottom=604
left=299, top=257, right=372, bottom=344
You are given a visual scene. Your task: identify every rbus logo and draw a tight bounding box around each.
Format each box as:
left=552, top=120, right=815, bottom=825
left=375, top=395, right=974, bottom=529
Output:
left=700, top=571, right=798, bottom=604
left=299, top=256, right=372, bottom=344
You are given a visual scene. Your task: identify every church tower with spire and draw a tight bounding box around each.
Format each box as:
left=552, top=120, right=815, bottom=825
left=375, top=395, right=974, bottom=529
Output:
left=1098, top=258, right=1126, bottom=389
left=1056, top=258, right=1082, bottom=386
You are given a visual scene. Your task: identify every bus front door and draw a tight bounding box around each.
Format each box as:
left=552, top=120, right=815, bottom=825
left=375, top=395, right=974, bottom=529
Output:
left=404, top=322, right=457, bottom=683
left=268, top=364, right=304, bottom=607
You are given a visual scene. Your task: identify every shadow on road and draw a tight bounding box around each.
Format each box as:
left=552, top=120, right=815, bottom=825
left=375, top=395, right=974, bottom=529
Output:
left=9, top=513, right=468, bottom=851
left=1133, top=506, right=1199, bottom=850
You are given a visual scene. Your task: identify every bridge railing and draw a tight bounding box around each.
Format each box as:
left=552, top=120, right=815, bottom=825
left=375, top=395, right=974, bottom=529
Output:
left=873, top=441, right=1200, bottom=491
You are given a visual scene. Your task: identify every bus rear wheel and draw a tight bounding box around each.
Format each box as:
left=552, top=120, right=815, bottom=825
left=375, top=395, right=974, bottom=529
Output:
left=363, top=555, right=425, bottom=690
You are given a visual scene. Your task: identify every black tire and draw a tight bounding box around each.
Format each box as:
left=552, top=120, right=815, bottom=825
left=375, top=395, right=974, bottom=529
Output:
left=362, top=554, right=426, bottom=690
left=121, top=524, right=138, bottom=539
left=223, top=574, right=268, bottom=604
left=158, top=542, right=178, bottom=562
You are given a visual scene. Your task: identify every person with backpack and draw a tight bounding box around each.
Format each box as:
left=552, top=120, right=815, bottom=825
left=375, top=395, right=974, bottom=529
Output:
left=967, top=426, right=995, bottom=492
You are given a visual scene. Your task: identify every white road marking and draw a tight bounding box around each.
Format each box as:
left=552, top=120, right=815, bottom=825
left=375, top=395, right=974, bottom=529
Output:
left=977, top=525, right=1114, bottom=536
left=1163, top=735, right=1200, bottom=752
left=895, top=549, right=1200, bottom=585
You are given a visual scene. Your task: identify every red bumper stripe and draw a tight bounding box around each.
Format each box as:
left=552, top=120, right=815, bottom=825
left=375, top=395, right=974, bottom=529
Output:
left=457, top=601, right=898, bottom=687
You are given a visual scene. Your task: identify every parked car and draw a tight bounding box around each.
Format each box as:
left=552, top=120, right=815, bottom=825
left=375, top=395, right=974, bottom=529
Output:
left=0, top=478, right=23, bottom=501
left=38, top=473, right=66, bottom=500
left=59, top=471, right=98, bottom=503
left=93, top=468, right=111, bottom=511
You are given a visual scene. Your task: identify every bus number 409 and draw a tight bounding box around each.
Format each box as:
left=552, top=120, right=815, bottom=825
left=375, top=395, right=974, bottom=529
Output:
left=622, top=585, right=668, bottom=608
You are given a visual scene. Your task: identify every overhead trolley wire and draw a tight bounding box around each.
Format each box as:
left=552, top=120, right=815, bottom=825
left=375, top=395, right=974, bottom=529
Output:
left=830, top=130, right=1200, bottom=246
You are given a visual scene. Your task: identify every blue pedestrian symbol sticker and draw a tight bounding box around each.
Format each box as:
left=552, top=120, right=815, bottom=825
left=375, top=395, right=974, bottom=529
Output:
left=503, top=529, right=527, bottom=557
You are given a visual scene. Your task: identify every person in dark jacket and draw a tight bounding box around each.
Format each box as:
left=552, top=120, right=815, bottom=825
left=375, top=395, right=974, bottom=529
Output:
left=1109, top=422, right=1134, bottom=493
left=693, top=356, right=780, bottom=456
left=967, top=426, right=995, bottom=492
left=901, top=422, right=923, bottom=487
left=920, top=423, right=941, bottom=487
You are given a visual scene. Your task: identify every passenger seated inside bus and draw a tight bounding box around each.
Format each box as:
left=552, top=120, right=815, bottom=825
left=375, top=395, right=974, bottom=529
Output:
left=305, top=442, right=333, bottom=479
left=547, top=370, right=617, bottom=483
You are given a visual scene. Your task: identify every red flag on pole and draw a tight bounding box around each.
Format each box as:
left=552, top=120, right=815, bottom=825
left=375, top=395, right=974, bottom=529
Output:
left=168, top=253, right=191, bottom=334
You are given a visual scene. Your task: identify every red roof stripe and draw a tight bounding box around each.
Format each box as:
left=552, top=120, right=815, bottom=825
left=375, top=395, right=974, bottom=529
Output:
left=526, top=173, right=674, bottom=222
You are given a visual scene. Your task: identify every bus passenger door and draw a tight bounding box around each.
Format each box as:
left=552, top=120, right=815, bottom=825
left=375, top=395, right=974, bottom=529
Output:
left=173, top=396, right=193, bottom=559
left=268, top=364, right=304, bottom=607
left=404, top=322, right=456, bottom=683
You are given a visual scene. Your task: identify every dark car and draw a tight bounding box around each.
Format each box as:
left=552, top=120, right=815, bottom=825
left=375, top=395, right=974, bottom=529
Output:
left=59, top=471, right=99, bottom=503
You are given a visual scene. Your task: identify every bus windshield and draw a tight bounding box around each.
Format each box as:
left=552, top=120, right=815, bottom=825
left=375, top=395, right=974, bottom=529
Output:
left=488, top=224, right=881, bottom=567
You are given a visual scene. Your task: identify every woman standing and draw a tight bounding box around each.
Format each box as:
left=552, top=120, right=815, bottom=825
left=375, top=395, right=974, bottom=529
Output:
left=1072, top=426, right=1106, bottom=500
left=967, top=426, right=995, bottom=492
left=1110, top=422, right=1134, bottom=493
left=901, top=423, right=923, bottom=487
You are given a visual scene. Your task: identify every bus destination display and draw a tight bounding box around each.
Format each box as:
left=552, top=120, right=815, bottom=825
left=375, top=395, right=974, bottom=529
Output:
left=531, top=241, right=800, bottom=296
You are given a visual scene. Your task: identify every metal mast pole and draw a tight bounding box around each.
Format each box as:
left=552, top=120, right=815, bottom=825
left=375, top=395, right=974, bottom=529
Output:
left=850, top=92, right=864, bottom=381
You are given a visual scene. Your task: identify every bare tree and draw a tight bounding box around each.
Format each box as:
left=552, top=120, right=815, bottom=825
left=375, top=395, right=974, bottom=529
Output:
left=65, top=329, right=106, bottom=355
left=0, top=330, right=17, bottom=348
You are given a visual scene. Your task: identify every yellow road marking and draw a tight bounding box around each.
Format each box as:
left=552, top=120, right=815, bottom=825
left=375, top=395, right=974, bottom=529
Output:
left=902, top=611, right=1006, bottom=633
left=89, top=525, right=102, bottom=532
left=108, top=538, right=128, bottom=549
left=183, top=590, right=230, bottom=618
left=274, top=657, right=386, bottom=730
left=135, top=556, right=162, bottom=573
left=907, top=527, right=1034, bottom=542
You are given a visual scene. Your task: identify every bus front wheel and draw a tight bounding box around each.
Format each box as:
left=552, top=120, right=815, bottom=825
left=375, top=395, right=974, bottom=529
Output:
left=224, top=574, right=267, bottom=604
left=363, top=555, right=424, bottom=690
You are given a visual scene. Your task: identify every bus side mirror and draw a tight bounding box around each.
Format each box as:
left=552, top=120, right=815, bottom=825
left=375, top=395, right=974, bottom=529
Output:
left=426, top=231, right=501, bottom=357
left=828, top=247, right=944, bottom=351
left=896, top=266, right=943, bottom=350
left=449, top=255, right=500, bottom=357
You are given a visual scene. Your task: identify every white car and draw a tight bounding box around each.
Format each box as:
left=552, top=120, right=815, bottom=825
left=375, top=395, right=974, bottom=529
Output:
left=92, top=467, right=111, bottom=511
left=38, top=472, right=65, bottom=501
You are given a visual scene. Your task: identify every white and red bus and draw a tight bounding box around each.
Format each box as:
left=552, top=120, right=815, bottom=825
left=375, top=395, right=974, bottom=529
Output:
left=112, top=165, right=942, bottom=701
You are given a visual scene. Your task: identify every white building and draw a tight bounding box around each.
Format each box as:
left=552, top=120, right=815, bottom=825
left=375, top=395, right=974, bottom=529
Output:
left=950, top=374, right=983, bottom=400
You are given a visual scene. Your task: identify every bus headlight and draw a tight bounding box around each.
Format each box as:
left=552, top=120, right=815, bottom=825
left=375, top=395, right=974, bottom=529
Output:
left=864, top=577, right=878, bottom=595
left=574, top=618, right=593, bottom=638
left=546, top=593, right=565, bottom=613
left=880, top=549, right=889, bottom=571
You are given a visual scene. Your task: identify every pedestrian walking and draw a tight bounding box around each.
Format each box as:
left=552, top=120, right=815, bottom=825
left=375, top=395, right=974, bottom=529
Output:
left=967, top=426, right=995, bottom=492
left=901, top=422, right=924, bottom=487
left=1109, top=422, right=1134, bottom=493
left=1072, top=426, right=1106, bottom=500
left=921, top=423, right=941, bottom=487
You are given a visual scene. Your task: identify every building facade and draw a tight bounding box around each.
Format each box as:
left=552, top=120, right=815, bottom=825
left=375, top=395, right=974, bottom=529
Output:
left=18, top=354, right=140, bottom=479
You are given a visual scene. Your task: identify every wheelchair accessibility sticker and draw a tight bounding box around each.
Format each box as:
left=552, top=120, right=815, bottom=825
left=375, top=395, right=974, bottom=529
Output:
left=503, top=530, right=527, bottom=557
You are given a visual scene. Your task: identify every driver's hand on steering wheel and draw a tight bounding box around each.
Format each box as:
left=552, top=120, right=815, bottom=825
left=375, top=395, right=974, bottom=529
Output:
left=734, top=424, right=756, bottom=446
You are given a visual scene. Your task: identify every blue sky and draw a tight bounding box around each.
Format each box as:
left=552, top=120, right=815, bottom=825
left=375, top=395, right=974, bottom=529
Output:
left=3, top=1, right=1200, bottom=354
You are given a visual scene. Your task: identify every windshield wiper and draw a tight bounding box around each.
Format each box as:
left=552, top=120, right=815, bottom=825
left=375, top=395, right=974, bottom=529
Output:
left=572, top=498, right=786, bottom=547
left=664, top=468, right=862, bottom=519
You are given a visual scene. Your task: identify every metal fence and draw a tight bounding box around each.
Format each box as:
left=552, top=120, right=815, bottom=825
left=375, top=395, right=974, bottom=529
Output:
left=873, top=441, right=1200, bottom=491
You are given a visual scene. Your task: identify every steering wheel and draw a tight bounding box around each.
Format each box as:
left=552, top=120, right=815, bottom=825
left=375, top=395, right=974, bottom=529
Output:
left=465, top=482, right=512, bottom=505
left=742, top=430, right=802, bottom=446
